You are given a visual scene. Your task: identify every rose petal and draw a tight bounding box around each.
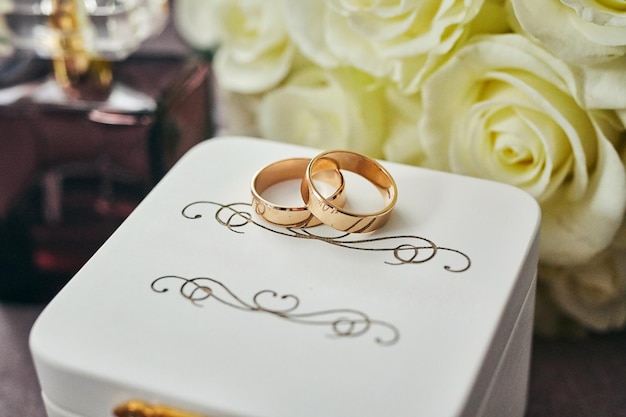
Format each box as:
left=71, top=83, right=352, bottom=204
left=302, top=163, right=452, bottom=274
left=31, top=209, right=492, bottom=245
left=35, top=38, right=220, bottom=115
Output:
left=540, top=128, right=626, bottom=265
left=283, top=1, right=339, bottom=67
left=569, top=13, right=626, bottom=45
left=214, top=42, right=295, bottom=94
left=561, top=0, right=626, bottom=26
left=347, top=9, right=420, bottom=42
left=510, top=0, right=626, bottom=65
left=173, top=0, right=221, bottom=49
left=325, top=9, right=393, bottom=78
left=219, top=1, right=286, bottom=57
left=572, top=56, right=626, bottom=109
left=327, top=0, right=414, bottom=17
left=469, top=0, right=511, bottom=34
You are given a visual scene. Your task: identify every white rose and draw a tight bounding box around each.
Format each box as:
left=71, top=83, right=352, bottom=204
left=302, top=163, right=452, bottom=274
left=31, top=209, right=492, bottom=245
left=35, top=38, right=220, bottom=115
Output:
left=420, top=34, right=626, bottom=266
left=382, top=88, right=425, bottom=166
left=510, top=0, right=626, bottom=66
left=284, top=0, right=485, bottom=94
left=509, top=0, right=626, bottom=109
left=258, top=66, right=390, bottom=157
left=176, top=0, right=294, bottom=94
left=282, top=1, right=339, bottom=68
left=174, top=0, right=221, bottom=50
left=539, top=218, right=626, bottom=331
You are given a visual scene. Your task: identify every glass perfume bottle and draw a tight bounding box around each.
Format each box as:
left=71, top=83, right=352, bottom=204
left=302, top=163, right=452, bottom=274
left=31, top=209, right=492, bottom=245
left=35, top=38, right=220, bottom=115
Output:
left=2, top=0, right=168, bottom=100
left=0, top=0, right=213, bottom=301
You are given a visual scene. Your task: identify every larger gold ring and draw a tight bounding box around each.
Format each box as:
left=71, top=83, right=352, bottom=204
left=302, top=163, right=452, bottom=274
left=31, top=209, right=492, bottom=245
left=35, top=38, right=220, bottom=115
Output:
left=304, top=151, right=398, bottom=233
left=251, top=158, right=345, bottom=227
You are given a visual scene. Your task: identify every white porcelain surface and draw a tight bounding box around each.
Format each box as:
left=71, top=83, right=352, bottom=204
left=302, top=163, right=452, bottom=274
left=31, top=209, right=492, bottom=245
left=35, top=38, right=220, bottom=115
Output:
left=30, top=136, right=541, bottom=417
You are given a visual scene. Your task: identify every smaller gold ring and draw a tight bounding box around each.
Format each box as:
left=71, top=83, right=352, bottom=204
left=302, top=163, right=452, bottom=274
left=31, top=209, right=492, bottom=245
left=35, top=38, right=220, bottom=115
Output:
left=304, top=151, right=398, bottom=233
left=251, top=158, right=345, bottom=227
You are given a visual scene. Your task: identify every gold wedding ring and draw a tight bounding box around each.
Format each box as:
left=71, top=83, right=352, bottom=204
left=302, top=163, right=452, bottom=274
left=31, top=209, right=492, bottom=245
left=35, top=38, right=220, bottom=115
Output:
left=251, top=158, right=345, bottom=227
left=304, top=151, right=398, bottom=233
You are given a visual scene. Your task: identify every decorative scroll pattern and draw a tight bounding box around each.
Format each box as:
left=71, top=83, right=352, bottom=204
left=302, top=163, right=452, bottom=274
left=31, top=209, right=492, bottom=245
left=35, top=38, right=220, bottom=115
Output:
left=181, top=201, right=471, bottom=273
left=152, top=275, right=400, bottom=346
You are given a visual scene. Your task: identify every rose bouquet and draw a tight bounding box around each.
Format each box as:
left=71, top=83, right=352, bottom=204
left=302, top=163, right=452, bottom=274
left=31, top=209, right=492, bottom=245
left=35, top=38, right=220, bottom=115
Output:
left=174, top=0, right=626, bottom=336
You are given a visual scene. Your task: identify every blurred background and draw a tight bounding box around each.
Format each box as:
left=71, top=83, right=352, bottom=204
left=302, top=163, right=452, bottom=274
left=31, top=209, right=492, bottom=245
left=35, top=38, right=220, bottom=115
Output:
left=0, top=2, right=624, bottom=417
left=0, top=0, right=213, bottom=302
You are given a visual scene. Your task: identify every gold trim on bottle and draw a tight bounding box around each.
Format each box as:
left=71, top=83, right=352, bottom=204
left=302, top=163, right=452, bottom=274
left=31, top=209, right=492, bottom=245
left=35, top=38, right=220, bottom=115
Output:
left=48, top=0, right=112, bottom=101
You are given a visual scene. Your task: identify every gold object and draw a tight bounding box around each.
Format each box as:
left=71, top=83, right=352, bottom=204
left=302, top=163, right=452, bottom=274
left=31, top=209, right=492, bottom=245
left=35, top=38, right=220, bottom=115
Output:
left=113, top=400, right=208, bottom=417
left=48, top=0, right=112, bottom=100
left=304, top=150, right=398, bottom=233
left=251, top=157, right=345, bottom=227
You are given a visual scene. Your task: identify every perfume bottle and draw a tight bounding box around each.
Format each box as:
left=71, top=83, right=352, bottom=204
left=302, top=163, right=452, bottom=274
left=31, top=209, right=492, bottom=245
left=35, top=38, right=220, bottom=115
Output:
left=2, top=0, right=168, bottom=100
left=0, top=1, right=212, bottom=301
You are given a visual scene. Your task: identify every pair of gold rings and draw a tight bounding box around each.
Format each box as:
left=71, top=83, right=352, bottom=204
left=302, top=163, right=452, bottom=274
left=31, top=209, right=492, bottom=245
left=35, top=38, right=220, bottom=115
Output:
left=251, top=150, right=398, bottom=233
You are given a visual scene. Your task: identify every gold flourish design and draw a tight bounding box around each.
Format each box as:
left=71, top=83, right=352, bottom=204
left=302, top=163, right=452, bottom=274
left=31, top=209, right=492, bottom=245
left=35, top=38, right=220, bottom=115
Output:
left=182, top=201, right=471, bottom=272
left=152, top=275, right=400, bottom=346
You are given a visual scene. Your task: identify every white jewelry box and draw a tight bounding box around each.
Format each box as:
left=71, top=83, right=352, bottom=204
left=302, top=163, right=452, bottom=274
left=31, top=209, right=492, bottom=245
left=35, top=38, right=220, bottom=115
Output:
left=30, top=136, right=541, bottom=417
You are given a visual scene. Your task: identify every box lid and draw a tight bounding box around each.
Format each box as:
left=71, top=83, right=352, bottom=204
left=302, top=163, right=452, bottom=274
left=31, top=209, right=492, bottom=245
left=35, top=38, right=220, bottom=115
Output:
left=30, top=136, right=541, bottom=417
